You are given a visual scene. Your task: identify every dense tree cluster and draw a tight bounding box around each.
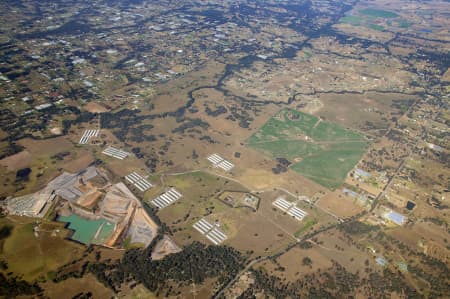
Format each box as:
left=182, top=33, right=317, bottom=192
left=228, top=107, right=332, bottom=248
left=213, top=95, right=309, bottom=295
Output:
left=225, top=105, right=254, bottom=129
left=0, top=224, right=13, bottom=240
left=172, top=118, right=209, bottom=134
left=0, top=273, right=42, bottom=297
left=386, top=129, right=407, bottom=142
left=205, top=105, right=227, bottom=117
left=0, top=105, right=90, bottom=142
left=339, top=221, right=379, bottom=235
left=60, top=108, right=96, bottom=134
left=0, top=141, right=23, bottom=160
left=199, top=135, right=217, bottom=144
left=122, top=241, right=247, bottom=295
left=53, top=238, right=247, bottom=297
left=100, top=109, right=152, bottom=142
left=272, top=157, right=292, bottom=174
left=15, top=167, right=32, bottom=182
left=129, top=125, right=157, bottom=142
left=145, top=156, right=159, bottom=173
left=99, top=108, right=211, bottom=142
left=86, top=261, right=128, bottom=293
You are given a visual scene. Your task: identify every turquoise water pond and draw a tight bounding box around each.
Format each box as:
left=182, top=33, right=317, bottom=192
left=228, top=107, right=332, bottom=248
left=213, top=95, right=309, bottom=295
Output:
left=57, top=214, right=114, bottom=245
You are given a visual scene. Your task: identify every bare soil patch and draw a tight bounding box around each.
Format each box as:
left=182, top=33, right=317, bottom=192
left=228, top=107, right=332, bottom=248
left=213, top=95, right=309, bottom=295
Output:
left=18, top=137, right=73, bottom=156
left=85, top=102, right=110, bottom=113
left=62, top=150, right=95, bottom=173
left=272, top=247, right=333, bottom=282
left=151, top=235, right=182, bottom=260
left=317, top=190, right=365, bottom=218
left=42, top=274, right=113, bottom=299
left=314, top=229, right=375, bottom=274
left=227, top=211, right=294, bottom=257
left=0, top=150, right=32, bottom=171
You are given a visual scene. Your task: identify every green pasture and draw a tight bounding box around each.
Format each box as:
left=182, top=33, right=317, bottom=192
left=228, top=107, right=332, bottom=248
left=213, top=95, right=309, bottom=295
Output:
left=247, top=109, right=368, bottom=189
left=340, top=15, right=362, bottom=25
left=367, top=24, right=384, bottom=31
left=340, top=8, right=401, bottom=30
left=359, top=8, right=398, bottom=18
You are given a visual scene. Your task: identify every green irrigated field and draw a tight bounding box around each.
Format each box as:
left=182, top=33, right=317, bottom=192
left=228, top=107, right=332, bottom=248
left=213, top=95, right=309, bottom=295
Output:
left=247, top=109, right=368, bottom=189
left=340, top=15, right=362, bottom=26
left=367, top=23, right=384, bottom=31
left=359, top=8, right=398, bottom=18
left=339, top=8, right=403, bottom=32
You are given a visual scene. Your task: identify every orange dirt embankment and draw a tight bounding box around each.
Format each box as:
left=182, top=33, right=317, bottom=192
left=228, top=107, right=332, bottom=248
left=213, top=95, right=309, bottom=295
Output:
left=105, top=203, right=136, bottom=247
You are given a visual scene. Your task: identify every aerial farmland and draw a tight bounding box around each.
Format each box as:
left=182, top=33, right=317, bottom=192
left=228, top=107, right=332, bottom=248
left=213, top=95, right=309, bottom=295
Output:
left=0, top=0, right=448, bottom=298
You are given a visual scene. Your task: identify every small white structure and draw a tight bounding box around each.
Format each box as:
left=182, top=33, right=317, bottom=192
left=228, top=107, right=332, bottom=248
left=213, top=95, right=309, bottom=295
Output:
left=102, top=146, right=130, bottom=160
left=287, top=206, right=308, bottom=221
left=272, top=197, right=292, bottom=211
left=79, top=129, right=99, bottom=144
left=385, top=210, right=407, bottom=226
left=151, top=188, right=182, bottom=209
left=193, top=218, right=227, bottom=245
left=257, top=54, right=268, bottom=60
left=35, top=103, right=52, bottom=110
left=207, top=154, right=234, bottom=172
left=193, top=218, right=214, bottom=234
left=272, top=197, right=307, bottom=221
left=125, top=172, right=153, bottom=192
